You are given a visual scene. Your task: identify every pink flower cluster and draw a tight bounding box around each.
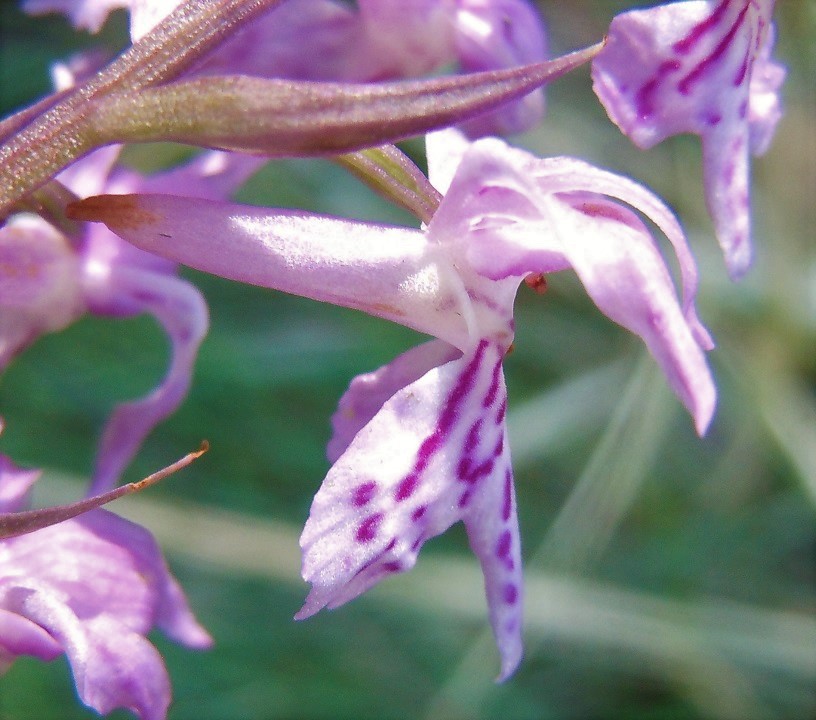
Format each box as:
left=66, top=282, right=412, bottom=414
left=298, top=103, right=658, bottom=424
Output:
left=1, top=1, right=784, bottom=717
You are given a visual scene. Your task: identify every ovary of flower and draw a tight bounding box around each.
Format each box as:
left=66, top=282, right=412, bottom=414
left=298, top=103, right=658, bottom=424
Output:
left=70, top=129, right=716, bottom=679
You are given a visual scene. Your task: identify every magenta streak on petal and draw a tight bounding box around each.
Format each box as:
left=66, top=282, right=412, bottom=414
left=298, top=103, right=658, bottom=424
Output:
left=493, top=434, right=504, bottom=458
left=502, top=468, right=513, bottom=522
left=496, top=530, right=512, bottom=560
left=355, top=513, right=383, bottom=543
left=346, top=537, right=398, bottom=582
left=733, top=46, right=751, bottom=85
left=483, top=359, right=503, bottom=408
left=393, top=340, right=489, bottom=503
left=411, top=505, right=427, bottom=522
left=463, top=419, right=484, bottom=456
left=635, top=60, right=681, bottom=119
left=351, top=481, right=378, bottom=507
left=496, top=398, right=507, bottom=425
left=677, top=4, right=750, bottom=96
left=672, top=0, right=732, bottom=55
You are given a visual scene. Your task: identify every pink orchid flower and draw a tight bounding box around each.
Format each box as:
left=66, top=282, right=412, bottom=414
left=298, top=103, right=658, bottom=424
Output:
left=592, top=0, right=785, bottom=278
left=0, top=452, right=211, bottom=720
left=70, top=129, right=716, bottom=678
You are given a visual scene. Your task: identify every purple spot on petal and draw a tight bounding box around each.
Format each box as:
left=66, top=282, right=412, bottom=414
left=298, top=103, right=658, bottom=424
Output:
left=438, top=341, right=488, bottom=435
left=493, top=435, right=504, bottom=458
left=415, top=432, right=442, bottom=473
left=352, top=481, right=377, bottom=507
left=411, top=505, right=427, bottom=522
left=705, top=112, right=722, bottom=126
left=411, top=536, right=423, bottom=552
left=496, top=530, right=512, bottom=559
left=457, top=457, right=472, bottom=482
left=739, top=99, right=748, bottom=119
left=355, top=513, right=382, bottom=543
left=382, top=561, right=402, bottom=574
left=502, top=469, right=513, bottom=522
left=463, top=419, right=483, bottom=455
left=397, top=343, right=495, bottom=503
left=504, top=583, right=518, bottom=605
left=458, top=489, right=472, bottom=508
left=395, top=473, right=419, bottom=502
left=636, top=60, right=680, bottom=118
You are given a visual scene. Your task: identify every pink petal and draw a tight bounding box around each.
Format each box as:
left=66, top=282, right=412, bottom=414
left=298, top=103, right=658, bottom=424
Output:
left=0, top=216, right=85, bottom=370
left=71, top=194, right=475, bottom=351
left=0, top=608, right=61, bottom=669
left=1, top=508, right=209, bottom=718
left=86, top=270, right=208, bottom=494
left=298, top=341, right=522, bottom=676
left=429, top=137, right=716, bottom=433
left=9, top=588, right=171, bottom=720
left=328, top=340, right=462, bottom=463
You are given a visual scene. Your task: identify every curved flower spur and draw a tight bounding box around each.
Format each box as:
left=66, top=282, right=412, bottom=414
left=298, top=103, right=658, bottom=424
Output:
left=70, top=129, right=716, bottom=679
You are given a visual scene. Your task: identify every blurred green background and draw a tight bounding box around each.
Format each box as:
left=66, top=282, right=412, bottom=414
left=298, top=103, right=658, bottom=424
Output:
left=0, top=1, right=814, bottom=719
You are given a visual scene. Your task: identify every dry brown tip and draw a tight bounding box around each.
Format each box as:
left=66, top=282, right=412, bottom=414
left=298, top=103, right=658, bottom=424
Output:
left=66, top=194, right=160, bottom=230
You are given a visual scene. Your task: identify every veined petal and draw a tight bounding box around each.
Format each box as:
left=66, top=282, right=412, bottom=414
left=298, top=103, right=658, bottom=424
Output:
left=555, top=193, right=715, bottom=434
left=69, top=194, right=475, bottom=351
left=591, top=0, right=782, bottom=277
left=298, top=341, right=522, bottom=676
left=472, top=193, right=716, bottom=434
left=433, top=134, right=712, bottom=349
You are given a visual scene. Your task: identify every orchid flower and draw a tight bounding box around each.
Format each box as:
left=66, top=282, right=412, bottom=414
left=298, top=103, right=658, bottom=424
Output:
left=0, top=452, right=211, bottom=720
left=71, top=128, right=716, bottom=678
left=591, top=0, right=785, bottom=278
left=24, top=0, right=548, bottom=136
